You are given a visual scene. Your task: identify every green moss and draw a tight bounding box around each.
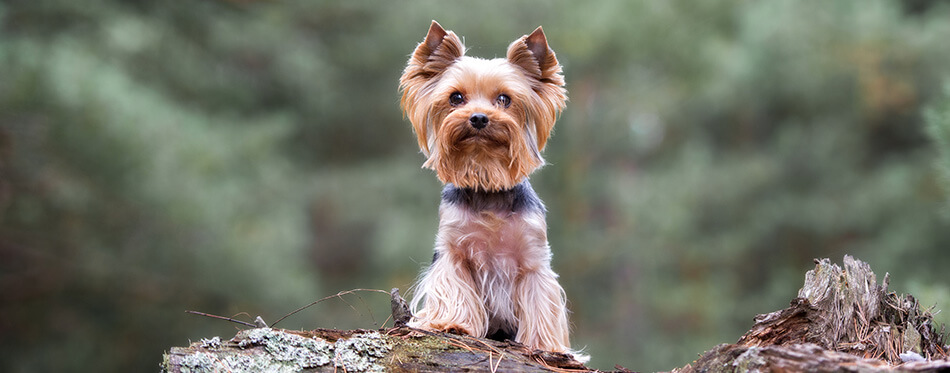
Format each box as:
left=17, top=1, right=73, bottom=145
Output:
left=389, top=334, right=458, bottom=361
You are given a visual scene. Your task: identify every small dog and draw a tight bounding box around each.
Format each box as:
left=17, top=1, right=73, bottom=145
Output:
left=399, top=21, right=583, bottom=359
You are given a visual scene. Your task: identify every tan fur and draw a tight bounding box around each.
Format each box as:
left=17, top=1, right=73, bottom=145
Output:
left=399, top=21, right=567, bottom=192
left=400, top=21, right=583, bottom=361
left=410, top=203, right=572, bottom=353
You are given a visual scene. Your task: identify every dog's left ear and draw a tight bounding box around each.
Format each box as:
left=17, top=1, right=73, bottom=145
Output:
left=507, top=27, right=564, bottom=88
left=507, top=27, right=566, bottom=151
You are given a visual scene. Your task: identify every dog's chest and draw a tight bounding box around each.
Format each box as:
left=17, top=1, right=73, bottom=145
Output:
left=439, top=206, right=545, bottom=270
left=436, top=183, right=550, bottom=272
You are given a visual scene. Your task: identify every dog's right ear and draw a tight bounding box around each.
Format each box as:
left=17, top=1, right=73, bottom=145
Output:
left=400, top=21, right=466, bottom=158
left=407, top=21, right=465, bottom=78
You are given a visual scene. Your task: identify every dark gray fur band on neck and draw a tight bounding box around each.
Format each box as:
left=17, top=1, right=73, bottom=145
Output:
left=441, top=181, right=546, bottom=213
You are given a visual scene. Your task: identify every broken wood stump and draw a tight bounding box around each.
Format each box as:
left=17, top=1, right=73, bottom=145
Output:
left=678, top=255, right=949, bottom=372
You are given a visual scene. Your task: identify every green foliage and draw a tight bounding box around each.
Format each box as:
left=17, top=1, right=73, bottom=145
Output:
left=2, top=1, right=950, bottom=372
left=927, top=85, right=950, bottom=213
left=923, top=87, right=950, bottom=328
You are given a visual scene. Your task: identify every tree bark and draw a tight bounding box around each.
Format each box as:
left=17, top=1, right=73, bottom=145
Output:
left=162, top=256, right=950, bottom=372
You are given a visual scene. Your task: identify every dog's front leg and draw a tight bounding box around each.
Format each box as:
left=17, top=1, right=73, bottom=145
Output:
left=514, top=265, right=571, bottom=353
left=409, top=250, right=488, bottom=337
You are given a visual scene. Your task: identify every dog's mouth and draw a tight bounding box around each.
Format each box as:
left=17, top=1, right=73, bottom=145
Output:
left=457, top=129, right=508, bottom=147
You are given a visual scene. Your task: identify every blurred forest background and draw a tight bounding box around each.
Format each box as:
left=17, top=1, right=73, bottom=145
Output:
left=3, top=0, right=950, bottom=372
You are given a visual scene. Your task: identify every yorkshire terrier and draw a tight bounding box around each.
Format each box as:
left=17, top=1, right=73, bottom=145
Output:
left=399, top=21, right=584, bottom=360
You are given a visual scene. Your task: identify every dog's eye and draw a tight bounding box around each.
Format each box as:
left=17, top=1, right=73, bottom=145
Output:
left=495, top=94, right=511, bottom=108
left=449, top=92, right=465, bottom=106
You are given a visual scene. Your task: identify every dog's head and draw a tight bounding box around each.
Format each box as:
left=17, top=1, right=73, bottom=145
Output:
left=399, top=21, right=567, bottom=192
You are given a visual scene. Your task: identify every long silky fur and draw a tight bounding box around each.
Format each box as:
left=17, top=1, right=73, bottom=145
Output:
left=410, top=184, right=573, bottom=354
left=400, top=22, right=585, bottom=362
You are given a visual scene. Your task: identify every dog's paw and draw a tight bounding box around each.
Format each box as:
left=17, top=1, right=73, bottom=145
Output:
left=440, top=323, right=472, bottom=336
left=417, top=320, right=473, bottom=336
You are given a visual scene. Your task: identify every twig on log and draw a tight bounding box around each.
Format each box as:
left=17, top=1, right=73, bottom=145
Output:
left=271, top=288, right=390, bottom=328
left=185, top=310, right=258, bottom=328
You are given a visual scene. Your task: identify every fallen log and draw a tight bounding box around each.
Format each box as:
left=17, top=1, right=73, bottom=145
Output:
left=161, top=326, right=588, bottom=372
left=162, top=256, right=949, bottom=372
left=163, top=289, right=588, bottom=372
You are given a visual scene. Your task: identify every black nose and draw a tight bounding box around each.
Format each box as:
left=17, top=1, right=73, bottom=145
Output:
left=469, top=113, right=489, bottom=129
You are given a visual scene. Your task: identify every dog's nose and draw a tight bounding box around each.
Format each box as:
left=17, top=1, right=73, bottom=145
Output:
left=469, top=113, right=489, bottom=129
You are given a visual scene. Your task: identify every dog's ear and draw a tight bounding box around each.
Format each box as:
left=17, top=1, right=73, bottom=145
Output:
left=399, top=21, right=466, bottom=157
left=507, top=27, right=566, bottom=151
left=507, top=27, right=564, bottom=88
left=407, top=21, right=465, bottom=79
left=423, top=21, right=449, bottom=55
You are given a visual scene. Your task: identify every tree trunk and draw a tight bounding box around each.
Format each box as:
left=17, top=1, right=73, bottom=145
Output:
left=162, top=256, right=950, bottom=372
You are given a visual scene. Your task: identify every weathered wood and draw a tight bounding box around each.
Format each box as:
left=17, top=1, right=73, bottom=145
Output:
left=162, top=327, right=590, bottom=373
left=678, top=343, right=950, bottom=373
left=677, top=256, right=950, bottom=372
left=738, top=256, right=947, bottom=362
left=163, top=257, right=950, bottom=372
